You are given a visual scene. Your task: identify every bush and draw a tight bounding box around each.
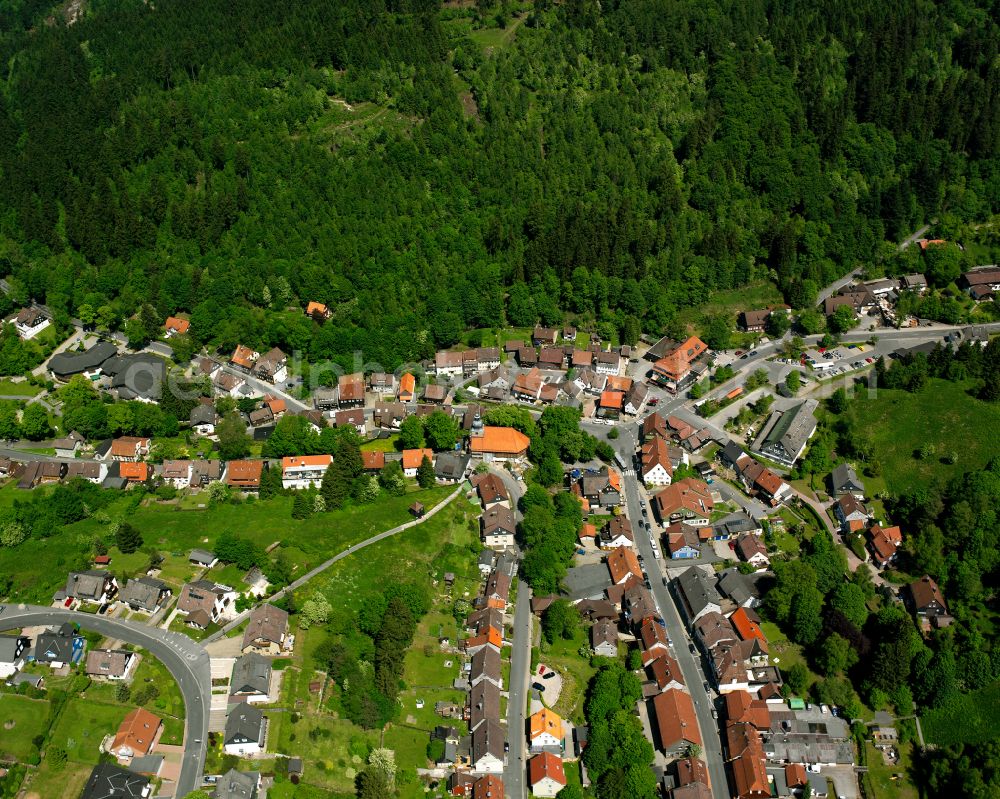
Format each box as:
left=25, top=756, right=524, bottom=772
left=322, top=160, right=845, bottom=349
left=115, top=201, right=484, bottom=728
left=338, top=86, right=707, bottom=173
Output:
left=426, top=738, right=445, bottom=762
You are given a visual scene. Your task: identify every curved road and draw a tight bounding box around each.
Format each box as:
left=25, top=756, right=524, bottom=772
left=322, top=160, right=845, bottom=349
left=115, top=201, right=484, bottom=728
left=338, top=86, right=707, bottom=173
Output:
left=0, top=605, right=210, bottom=798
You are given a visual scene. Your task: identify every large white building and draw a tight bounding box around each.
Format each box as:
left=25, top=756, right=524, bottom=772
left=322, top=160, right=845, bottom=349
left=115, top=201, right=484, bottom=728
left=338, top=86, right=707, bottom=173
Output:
left=281, top=455, right=332, bottom=490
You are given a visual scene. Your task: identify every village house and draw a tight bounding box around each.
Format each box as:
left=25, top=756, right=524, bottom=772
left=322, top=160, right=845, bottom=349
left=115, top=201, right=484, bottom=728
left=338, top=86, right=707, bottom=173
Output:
left=647, top=652, right=685, bottom=692
left=163, top=316, right=190, bottom=337
left=830, top=463, right=866, bottom=499
left=120, top=577, right=170, bottom=614
left=230, top=653, right=273, bottom=703
left=14, top=307, right=51, bottom=339
left=527, top=753, right=566, bottom=797
left=469, top=424, right=531, bottom=462
left=86, top=649, right=138, bottom=681
left=739, top=309, right=772, bottom=333
left=252, top=347, right=287, bottom=383
left=471, top=719, right=505, bottom=774
left=961, top=266, right=1000, bottom=298
left=189, top=404, right=218, bottom=435
left=477, top=366, right=512, bottom=393
left=212, top=770, right=262, bottom=799
left=224, top=703, right=266, bottom=756
left=434, top=350, right=464, bottom=377
left=474, top=472, right=510, bottom=507
left=242, top=604, right=290, bottom=655
left=641, top=437, right=674, bottom=486
left=64, top=571, right=118, bottom=605
left=666, top=522, right=701, bottom=559
left=177, top=580, right=237, bottom=625
left=624, top=380, right=648, bottom=415
left=910, top=575, right=953, bottom=629
left=398, top=372, right=416, bottom=403
left=532, top=326, right=559, bottom=346
left=598, top=516, right=634, bottom=549
left=726, top=722, right=770, bottom=799
left=230, top=344, right=260, bottom=373
left=338, top=373, right=366, bottom=408
left=108, top=436, right=150, bottom=462
left=369, top=372, right=394, bottom=394
left=579, top=467, right=622, bottom=509
left=512, top=368, right=544, bottom=401
left=213, top=370, right=245, bottom=397
left=868, top=524, right=903, bottom=569
left=653, top=688, right=702, bottom=755
left=110, top=707, right=162, bottom=760
left=735, top=534, right=770, bottom=569
left=652, top=478, right=714, bottom=526
left=281, top=455, right=332, bottom=490
left=401, top=448, right=434, bottom=478
left=834, top=494, right=871, bottom=531
left=332, top=407, right=365, bottom=436
left=306, top=301, right=331, bottom=321
left=189, top=549, right=218, bottom=568
left=423, top=383, right=448, bottom=404
left=0, top=635, right=29, bottom=679
left=226, top=460, right=265, bottom=492
left=34, top=623, right=84, bottom=668
left=593, top=349, right=621, bottom=375
left=481, top=505, right=516, bottom=550
left=607, top=546, right=643, bottom=586
left=372, top=402, right=407, bottom=429
left=53, top=430, right=85, bottom=458
left=674, top=566, right=722, bottom=625
left=650, top=336, right=709, bottom=393
left=591, top=618, right=619, bottom=657
left=529, top=708, right=564, bottom=752
left=751, top=399, right=818, bottom=467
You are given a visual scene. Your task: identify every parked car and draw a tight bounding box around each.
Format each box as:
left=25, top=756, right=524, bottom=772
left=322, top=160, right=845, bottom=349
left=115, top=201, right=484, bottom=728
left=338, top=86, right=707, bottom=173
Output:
left=532, top=682, right=545, bottom=692
left=703, top=681, right=711, bottom=692
left=543, top=671, right=556, bottom=680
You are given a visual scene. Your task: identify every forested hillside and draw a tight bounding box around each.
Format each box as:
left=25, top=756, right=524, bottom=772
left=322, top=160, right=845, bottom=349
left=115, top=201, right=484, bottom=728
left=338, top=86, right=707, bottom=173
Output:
left=0, top=0, right=996, bottom=368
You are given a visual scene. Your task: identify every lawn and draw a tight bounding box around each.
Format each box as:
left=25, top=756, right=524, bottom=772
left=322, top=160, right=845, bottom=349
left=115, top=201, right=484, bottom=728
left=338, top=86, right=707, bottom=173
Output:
left=22, top=761, right=92, bottom=799
left=864, top=741, right=917, bottom=799
left=48, top=698, right=130, bottom=764
left=359, top=435, right=399, bottom=453
left=0, top=694, right=51, bottom=760
left=921, top=679, right=1000, bottom=745
left=540, top=622, right=598, bottom=724
left=0, top=378, right=42, bottom=397
left=676, top=282, right=785, bottom=332
left=843, top=378, right=1000, bottom=495
left=131, top=650, right=186, bottom=724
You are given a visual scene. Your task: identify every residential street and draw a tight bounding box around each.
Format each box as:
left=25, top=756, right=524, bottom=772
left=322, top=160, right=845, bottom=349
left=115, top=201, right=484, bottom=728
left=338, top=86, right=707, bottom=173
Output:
left=0, top=604, right=211, bottom=798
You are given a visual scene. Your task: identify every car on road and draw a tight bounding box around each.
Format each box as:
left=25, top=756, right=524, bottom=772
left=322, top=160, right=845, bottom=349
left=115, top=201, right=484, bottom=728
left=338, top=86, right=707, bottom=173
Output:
left=504, top=741, right=510, bottom=752
left=644, top=578, right=652, bottom=589
left=740, top=353, right=749, bottom=359
left=703, top=681, right=711, bottom=692
left=749, top=350, right=758, bottom=356
left=648, top=398, right=659, bottom=406
left=689, top=642, right=696, bottom=653
left=663, top=576, right=668, bottom=586
left=712, top=708, right=718, bottom=719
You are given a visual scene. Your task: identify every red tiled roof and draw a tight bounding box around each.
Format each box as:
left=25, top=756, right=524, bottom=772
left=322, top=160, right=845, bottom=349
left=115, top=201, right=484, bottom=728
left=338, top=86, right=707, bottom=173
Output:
left=402, top=448, right=434, bottom=470
left=469, top=427, right=531, bottom=456
left=652, top=688, right=702, bottom=748
left=119, top=462, right=149, bottom=482
left=606, top=546, right=642, bottom=585
left=164, top=316, right=189, bottom=334
left=527, top=753, right=566, bottom=788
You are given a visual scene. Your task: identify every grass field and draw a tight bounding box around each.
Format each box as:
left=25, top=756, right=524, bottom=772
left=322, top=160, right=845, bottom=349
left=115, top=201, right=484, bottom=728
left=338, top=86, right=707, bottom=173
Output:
left=542, top=623, right=600, bottom=724
left=0, top=481, right=452, bottom=604
left=0, top=694, right=51, bottom=760
left=844, top=379, right=1000, bottom=495
left=359, top=435, right=399, bottom=453
left=676, top=282, right=785, bottom=332
left=22, top=761, right=92, bottom=799
left=48, top=698, right=129, bottom=763
left=0, top=378, right=42, bottom=397
left=921, top=680, right=1000, bottom=745
left=760, top=622, right=818, bottom=691
left=864, top=741, right=917, bottom=799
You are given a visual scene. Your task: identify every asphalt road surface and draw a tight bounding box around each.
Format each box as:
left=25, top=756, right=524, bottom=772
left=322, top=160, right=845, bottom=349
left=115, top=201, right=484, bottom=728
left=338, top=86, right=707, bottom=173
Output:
left=0, top=604, right=210, bottom=798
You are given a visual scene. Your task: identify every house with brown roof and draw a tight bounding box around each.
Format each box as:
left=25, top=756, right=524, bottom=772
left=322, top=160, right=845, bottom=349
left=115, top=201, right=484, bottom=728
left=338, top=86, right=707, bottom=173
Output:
left=226, top=460, right=265, bottom=491
left=532, top=326, right=559, bottom=346
left=640, top=617, right=669, bottom=656
left=470, top=646, right=503, bottom=690
left=726, top=722, right=770, bottom=799
left=910, top=575, right=952, bottom=628
left=650, top=336, right=709, bottom=393
left=423, top=383, right=448, bottom=404
left=373, top=402, right=407, bottom=429
left=607, top=546, right=642, bottom=585
left=666, top=522, right=701, bottom=560
left=641, top=438, right=674, bottom=487
left=527, top=752, right=566, bottom=797
left=673, top=758, right=712, bottom=799
left=369, top=372, right=394, bottom=394
left=242, top=604, right=289, bottom=655
left=338, top=373, right=365, bottom=408
left=725, top=690, right=771, bottom=731
left=652, top=478, right=714, bottom=526
left=653, top=688, right=701, bottom=755
left=591, top=618, right=618, bottom=658
left=14, top=306, right=50, bottom=339
left=647, top=653, right=685, bottom=691
left=538, top=346, right=566, bottom=369
left=735, top=534, right=769, bottom=569
left=623, top=583, right=658, bottom=628
left=253, top=347, right=287, bottom=383
left=108, top=436, right=150, bottom=462
left=694, top=611, right=737, bottom=653
left=177, top=580, right=236, bottom=624
left=834, top=494, right=871, bottom=530
left=484, top=569, right=512, bottom=610
left=512, top=368, right=544, bottom=401
left=598, top=516, right=633, bottom=549
left=739, top=309, right=772, bottom=333
left=86, top=649, right=138, bottom=681
left=110, top=708, right=162, bottom=759
left=472, top=775, right=504, bottom=799
left=473, top=473, right=510, bottom=508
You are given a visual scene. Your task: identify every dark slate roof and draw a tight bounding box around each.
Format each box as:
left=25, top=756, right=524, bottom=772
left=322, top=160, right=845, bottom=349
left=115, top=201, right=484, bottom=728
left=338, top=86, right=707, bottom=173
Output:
left=212, top=769, right=260, bottom=799
left=224, top=702, right=265, bottom=745
left=48, top=341, right=118, bottom=378
left=102, top=353, right=167, bottom=401
left=231, top=653, right=272, bottom=696
left=80, top=763, right=150, bottom=799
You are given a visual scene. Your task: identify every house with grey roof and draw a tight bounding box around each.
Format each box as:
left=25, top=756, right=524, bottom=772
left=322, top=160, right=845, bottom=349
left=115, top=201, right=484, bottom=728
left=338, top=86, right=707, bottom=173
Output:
left=830, top=462, right=865, bottom=499
left=33, top=623, right=83, bottom=668
left=85, top=649, right=138, bottom=681
left=471, top=719, right=505, bottom=774
left=0, top=635, right=29, bottom=679
left=212, top=769, right=260, bottom=799
left=230, top=653, right=272, bottom=703
left=120, top=577, right=170, bottom=613
left=189, top=549, right=218, bottom=568
left=435, top=451, right=471, bottom=483
left=717, top=568, right=760, bottom=609
left=673, top=566, right=722, bottom=626
left=241, top=604, right=289, bottom=655
left=751, top=399, right=818, bottom=467
left=224, top=702, right=266, bottom=755
left=80, top=763, right=150, bottom=799
left=64, top=570, right=118, bottom=605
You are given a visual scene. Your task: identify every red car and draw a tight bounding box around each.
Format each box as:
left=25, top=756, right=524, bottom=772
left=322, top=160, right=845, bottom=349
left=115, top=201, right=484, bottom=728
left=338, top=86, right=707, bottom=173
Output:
left=734, top=350, right=744, bottom=356
left=648, top=398, right=659, bottom=406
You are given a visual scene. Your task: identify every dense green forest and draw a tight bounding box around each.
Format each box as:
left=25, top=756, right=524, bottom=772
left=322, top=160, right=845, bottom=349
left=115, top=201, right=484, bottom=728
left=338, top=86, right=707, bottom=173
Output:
left=0, top=0, right=996, bottom=369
